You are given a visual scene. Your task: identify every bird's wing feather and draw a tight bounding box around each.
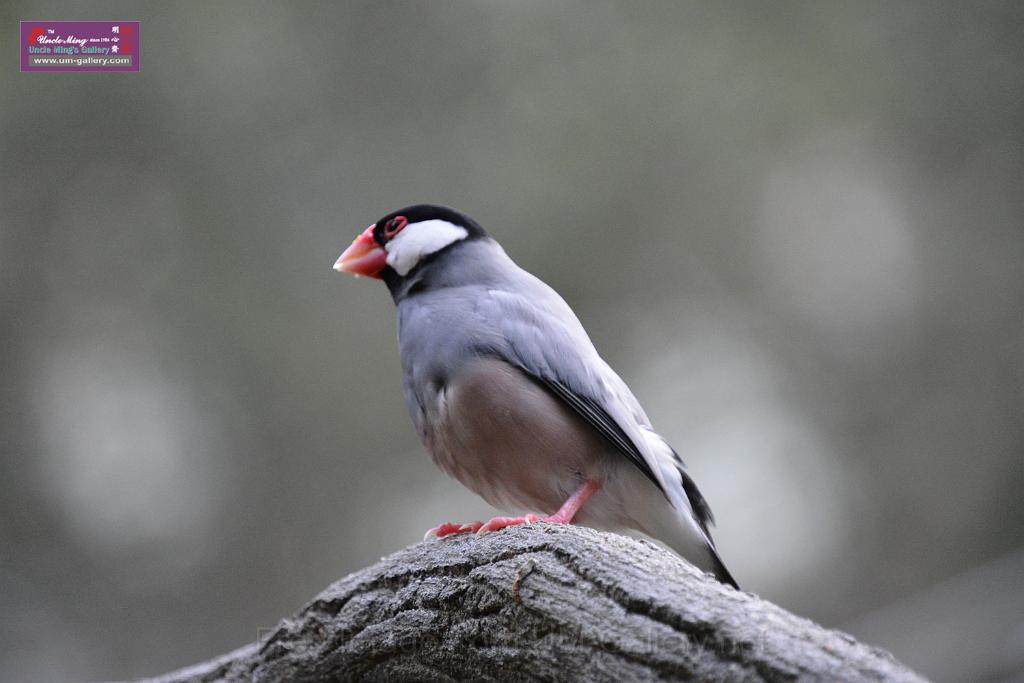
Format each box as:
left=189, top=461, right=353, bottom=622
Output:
left=536, top=375, right=664, bottom=492
left=477, top=287, right=674, bottom=497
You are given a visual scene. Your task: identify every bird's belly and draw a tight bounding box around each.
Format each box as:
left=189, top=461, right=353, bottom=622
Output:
left=426, top=358, right=608, bottom=514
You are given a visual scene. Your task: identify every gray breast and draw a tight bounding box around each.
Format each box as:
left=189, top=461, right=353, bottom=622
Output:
left=420, top=357, right=608, bottom=514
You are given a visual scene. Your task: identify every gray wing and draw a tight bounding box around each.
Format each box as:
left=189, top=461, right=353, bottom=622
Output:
left=537, top=377, right=663, bottom=491
left=475, top=285, right=677, bottom=498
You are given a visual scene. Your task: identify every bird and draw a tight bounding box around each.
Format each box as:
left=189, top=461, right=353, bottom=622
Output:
left=333, top=204, right=738, bottom=589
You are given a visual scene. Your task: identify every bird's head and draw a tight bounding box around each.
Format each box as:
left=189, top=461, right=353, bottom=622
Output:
left=334, top=205, right=487, bottom=281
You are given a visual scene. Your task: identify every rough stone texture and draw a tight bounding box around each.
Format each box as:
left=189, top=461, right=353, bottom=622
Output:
left=147, top=524, right=926, bottom=682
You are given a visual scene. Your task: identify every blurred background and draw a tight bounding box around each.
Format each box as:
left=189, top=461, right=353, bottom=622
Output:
left=2, top=1, right=1022, bottom=680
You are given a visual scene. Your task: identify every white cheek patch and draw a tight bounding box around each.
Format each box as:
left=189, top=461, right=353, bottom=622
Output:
left=385, top=219, right=469, bottom=276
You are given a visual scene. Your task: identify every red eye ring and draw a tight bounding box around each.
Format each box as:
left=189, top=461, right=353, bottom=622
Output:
left=383, top=216, right=408, bottom=239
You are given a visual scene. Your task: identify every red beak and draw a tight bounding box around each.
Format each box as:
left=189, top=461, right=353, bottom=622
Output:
left=334, top=226, right=387, bottom=279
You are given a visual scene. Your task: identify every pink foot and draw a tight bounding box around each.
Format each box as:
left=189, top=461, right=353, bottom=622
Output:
left=423, top=521, right=483, bottom=540
left=428, top=480, right=604, bottom=539
left=476, top=513, right=545, bottom=534
left=477, top=479, right=603, bottom=534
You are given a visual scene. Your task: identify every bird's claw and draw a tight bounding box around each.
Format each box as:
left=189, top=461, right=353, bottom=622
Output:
left=475, top=513, right=544, bottom=535
left=426, top=512, right=561, bottom=540
left=423, top=521, right=483, bottom=540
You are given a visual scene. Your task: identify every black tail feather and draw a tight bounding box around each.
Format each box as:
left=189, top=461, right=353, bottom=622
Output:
left=707, top=545, right=740, bottom=590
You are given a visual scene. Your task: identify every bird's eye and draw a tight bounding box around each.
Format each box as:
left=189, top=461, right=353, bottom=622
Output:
left=383, top=216, right=408, bottom=240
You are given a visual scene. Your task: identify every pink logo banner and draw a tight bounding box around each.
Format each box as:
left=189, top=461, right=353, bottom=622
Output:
left=21, top=21, right=139, bottom=72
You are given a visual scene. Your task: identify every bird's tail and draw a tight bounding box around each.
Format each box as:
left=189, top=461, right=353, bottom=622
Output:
left=631, top=434, right=740, bottom=589
left=676, top=467, right=740, bottom=590
left=705, top=543, right=740, bottom=590
left=612, top=463, right=741, bottom=590
left=648, top=466, right=741, bottom=589
left=659, top=520, right=740, bottom=590
left=646, top=512, right=740, bottom=590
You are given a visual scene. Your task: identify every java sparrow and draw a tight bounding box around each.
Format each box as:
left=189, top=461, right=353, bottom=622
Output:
left=334, top=205, right=738, bottom=588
